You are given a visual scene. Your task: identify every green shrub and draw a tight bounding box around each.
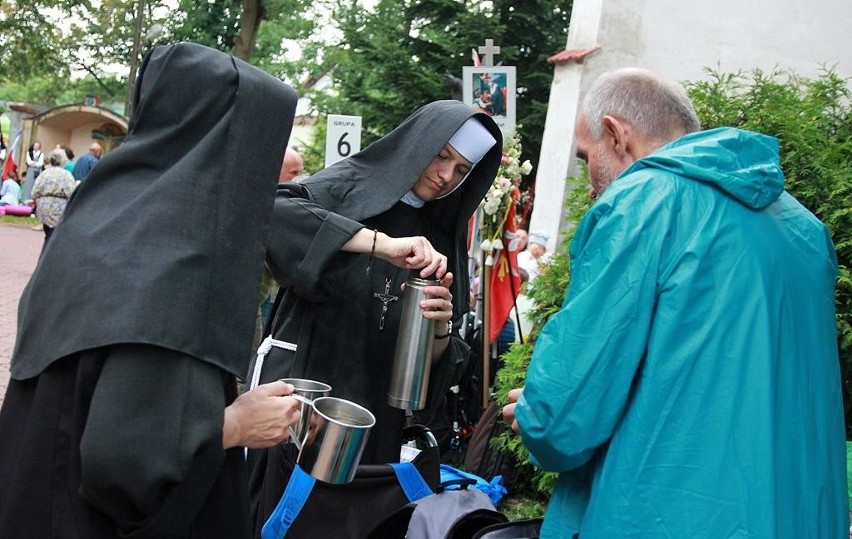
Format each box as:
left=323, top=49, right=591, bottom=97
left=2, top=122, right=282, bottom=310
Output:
left=492, top=172, right=592, bottom=500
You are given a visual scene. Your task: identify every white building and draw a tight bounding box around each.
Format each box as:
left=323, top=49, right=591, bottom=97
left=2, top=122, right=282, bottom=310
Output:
left=530, top=0, right=852, bottom=250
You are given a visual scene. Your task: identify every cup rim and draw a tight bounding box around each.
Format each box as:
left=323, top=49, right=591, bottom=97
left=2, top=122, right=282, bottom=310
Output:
left=279, top=378, right=332, bottom=393
left=311, top=397, right=376, bottom=429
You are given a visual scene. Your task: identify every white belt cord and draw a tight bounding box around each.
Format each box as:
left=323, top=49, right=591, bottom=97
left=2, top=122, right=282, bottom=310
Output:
left=244, top=335, right=297, bottom=458
left=248, top=335, right=298, bottom=392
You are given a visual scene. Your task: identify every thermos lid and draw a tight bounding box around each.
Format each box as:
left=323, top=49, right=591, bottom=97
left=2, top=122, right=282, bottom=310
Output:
left=407, top=268, right=440, bottom=285
left=406, top=275, right=441, bottom=286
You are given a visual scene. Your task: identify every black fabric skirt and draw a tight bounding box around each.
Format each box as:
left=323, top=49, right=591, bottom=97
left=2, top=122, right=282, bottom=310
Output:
left=0, top=349, right=251, bottom=539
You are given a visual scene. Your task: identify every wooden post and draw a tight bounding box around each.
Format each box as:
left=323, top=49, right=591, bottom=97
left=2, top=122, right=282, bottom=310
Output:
left=482, top=253, right=491, bottom=409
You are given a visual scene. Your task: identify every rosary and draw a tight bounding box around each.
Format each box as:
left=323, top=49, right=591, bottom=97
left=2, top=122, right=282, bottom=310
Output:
left=373, top=278, right=399, bottom=330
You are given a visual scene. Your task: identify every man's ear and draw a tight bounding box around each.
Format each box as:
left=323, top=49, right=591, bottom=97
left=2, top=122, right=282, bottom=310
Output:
left=602, top=115, right=650, bottom=162
left=601, top=115, right=629, bottom=159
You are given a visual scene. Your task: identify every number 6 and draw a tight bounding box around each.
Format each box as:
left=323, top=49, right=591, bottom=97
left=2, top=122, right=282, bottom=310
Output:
left=337, top=132, right=351, bottom=157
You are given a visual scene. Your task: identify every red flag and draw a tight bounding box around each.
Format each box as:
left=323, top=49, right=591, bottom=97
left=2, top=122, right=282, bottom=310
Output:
left=488, top=188, right=522, bottom=343
left=2, top=134, right=19, bottom=180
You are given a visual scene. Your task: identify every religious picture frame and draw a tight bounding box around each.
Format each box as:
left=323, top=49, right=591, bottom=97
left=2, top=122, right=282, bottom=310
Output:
left=462, top=66, right=516, bottom=134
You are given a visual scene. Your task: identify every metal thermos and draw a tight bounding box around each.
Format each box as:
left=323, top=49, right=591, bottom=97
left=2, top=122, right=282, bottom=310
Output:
left=388, top=275, right=440, bottom=410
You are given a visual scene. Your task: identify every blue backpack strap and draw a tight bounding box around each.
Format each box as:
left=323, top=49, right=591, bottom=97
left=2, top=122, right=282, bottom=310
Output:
left=390, top=461, right=433, bottom=502
left=261, top=465, right=317, bottom=539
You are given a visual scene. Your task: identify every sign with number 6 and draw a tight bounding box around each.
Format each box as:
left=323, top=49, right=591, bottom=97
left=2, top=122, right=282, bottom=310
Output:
left=325, top=114, right=362, bottom=167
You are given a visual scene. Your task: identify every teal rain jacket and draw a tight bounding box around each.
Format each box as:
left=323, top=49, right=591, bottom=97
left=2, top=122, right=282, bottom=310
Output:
left=516, top=128, right=847, bottom=538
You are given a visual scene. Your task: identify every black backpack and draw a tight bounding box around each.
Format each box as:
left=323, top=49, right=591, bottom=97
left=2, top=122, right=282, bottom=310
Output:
left=462, top=402, right=516, bottom=489
left=366, top=480, right=508, bottom=539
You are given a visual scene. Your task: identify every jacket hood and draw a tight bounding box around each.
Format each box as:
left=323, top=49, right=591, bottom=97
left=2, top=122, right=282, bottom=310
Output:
left=623, top=127, right=784, bottom=209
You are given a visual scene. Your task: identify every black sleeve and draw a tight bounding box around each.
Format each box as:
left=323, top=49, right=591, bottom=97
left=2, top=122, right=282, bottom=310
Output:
left=266, top=185, right=364, bottom=301
left=426, top=332, right=470, bottom=410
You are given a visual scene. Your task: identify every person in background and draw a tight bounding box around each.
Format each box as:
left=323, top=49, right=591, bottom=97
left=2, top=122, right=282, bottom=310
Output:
left=516, top=230, right=550, bottom=282
left=25, top=141, right=44, bottom=187
left=251, top=148, right=307, bottom=351
left=278, top=148, right=304, bottom=184
left=31, top=148, right=76, bottom=251
left=72, top=141, right=103, bottom=182
left=515, top=228, right=528, bottom=252
left=61, top=145, right=76, bottom=173
left=0, top=170, right=21, bottom=206
left=254, top=148, right=306, bottom=339
left=503, top=67, right=846, bottom=537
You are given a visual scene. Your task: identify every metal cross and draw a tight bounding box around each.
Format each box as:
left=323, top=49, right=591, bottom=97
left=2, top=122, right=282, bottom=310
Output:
left=373, top=278, right=399, bottom=330
left=477, top=39, right=501, bottom=67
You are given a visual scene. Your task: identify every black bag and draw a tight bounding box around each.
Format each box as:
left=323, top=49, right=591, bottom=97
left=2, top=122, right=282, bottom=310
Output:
left=463, top=402, right=516, bottom=488
left=471, top=518, right=543, bottom=538
left=366, top=480, right=508, bottom=539
left=259, top=425, right=441, bottom=539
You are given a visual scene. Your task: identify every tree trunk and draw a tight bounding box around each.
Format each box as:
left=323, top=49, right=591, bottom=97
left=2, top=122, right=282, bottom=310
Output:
left=233, top=0, right=264, bottom=61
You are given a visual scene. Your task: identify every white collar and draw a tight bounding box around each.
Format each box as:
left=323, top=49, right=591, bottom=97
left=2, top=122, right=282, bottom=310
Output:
left=400, top=190, right=425, bottom=208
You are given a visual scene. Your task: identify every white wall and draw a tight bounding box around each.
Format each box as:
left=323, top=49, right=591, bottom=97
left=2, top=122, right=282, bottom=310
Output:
left=529, top=0, right=852, bottom=251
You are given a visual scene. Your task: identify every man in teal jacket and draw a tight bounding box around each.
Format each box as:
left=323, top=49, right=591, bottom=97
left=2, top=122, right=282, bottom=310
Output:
left=503, top=68, right=847, bottom=537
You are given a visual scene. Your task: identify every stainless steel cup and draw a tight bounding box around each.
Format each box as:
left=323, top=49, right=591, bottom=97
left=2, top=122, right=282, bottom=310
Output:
left=387, top=277, right=440, bottom=410
left=280, top=378, right=332, bottom=449
left=296, top=396, right=376, bottom=484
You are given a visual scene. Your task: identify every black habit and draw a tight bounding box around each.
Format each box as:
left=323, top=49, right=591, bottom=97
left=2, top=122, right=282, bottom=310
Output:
left=250, top=101, right=502, bottom=530
left=0, top=42, right=297, bottom=539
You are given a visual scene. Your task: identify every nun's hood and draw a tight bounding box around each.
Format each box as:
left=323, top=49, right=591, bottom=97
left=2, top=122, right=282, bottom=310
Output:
left=302, top=100, right=502, bottom=229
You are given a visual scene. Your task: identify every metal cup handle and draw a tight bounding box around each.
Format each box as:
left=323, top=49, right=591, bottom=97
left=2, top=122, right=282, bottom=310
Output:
left=288, top=394, right=313, bottom=405
left=287, top=393, right=313, bottom=449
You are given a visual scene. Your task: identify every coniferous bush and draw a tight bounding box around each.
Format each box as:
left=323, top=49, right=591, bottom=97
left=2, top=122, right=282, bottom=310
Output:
left=492, top=173, right=591, bottom=501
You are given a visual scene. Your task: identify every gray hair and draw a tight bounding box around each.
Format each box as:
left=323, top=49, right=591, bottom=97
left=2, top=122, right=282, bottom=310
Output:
left=581, top=68, right=701, bottom=144
left=49, top=148, right=68, bottom=167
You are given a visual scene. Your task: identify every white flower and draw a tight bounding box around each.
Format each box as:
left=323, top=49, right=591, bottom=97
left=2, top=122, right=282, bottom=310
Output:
left=480, top=240, right=492, bottom=251
left=483, top=198, right=501, bottom=216
left=492, top=239, right=504, bottom=250
left=485, top=254, right=494, bottom=266
left=521, top=160, right=533, bottom=175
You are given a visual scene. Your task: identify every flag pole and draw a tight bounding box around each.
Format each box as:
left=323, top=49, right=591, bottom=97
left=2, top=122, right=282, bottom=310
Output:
left=482, top=250, right=491, bottom=409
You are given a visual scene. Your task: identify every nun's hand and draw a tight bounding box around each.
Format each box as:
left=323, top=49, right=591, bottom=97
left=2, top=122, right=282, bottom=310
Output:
left=223, top=380, right=301, bottom=449
left=376, top=234, right=448, bottom=279
left=420, top=272, right=454, bottom=324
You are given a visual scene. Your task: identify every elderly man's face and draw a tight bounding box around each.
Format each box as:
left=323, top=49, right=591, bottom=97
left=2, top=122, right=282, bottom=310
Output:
left=575, top=115, right=623, bottom=200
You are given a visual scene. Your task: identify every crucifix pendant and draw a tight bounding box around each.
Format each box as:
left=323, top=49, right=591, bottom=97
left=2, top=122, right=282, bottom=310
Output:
left=373, top=278, right=399, bottom=330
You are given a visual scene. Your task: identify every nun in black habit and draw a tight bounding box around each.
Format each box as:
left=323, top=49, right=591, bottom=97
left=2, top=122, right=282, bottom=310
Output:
left=0, top=43, right=303, bottom=539
left=249, top=101, right=502, bottom=526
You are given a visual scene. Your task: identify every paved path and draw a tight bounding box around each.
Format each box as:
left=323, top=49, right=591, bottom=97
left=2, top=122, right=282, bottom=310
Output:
left=0, top=223, right=43, bottom=406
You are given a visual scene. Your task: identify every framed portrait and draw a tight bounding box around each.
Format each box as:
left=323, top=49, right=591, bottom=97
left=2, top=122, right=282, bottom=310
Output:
left=462, top=66, right=516, bottom=134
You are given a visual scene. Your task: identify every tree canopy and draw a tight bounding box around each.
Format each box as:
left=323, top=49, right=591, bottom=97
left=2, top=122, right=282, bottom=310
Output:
left=1, top=0, right=571, bottom=189
left=300, top=0, right=571, bottom=188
